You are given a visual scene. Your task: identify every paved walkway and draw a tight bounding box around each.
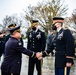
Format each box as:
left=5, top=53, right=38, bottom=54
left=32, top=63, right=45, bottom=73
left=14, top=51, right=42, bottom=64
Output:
left=20, top=54, right=76, bottom=75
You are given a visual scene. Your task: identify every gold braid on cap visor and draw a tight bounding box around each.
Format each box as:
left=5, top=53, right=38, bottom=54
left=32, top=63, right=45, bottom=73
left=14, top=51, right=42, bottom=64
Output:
left=9, top=24, right=16, bottom=28
left=31, top=22, right=38, bottom=27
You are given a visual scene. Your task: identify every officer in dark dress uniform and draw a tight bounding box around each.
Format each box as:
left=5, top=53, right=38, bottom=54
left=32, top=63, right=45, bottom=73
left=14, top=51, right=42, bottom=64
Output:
left=37, top=17, right=75, bottom=75
left=1, top=25, right=36, bottom=75
left=27, top=20, right=46, bottom=75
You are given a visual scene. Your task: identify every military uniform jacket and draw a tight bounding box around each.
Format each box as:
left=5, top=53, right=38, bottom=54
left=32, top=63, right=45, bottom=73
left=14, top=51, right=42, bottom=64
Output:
left=27, top=29, right=46, bottom=52
left=46, top=28, right=75, bottom=68
left=1, top=37, right=34, bottom=74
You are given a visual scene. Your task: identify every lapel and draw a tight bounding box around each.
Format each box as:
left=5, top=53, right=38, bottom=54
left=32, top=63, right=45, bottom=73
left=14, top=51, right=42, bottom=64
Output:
left=57, top=28, right=64, bottom=40
left=54, top=28, right=63, bottom=40
left=58, top=28, right=63, bottom=35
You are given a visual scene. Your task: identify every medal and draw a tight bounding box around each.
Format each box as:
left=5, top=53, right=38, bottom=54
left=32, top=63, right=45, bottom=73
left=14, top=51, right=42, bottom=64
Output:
left=36, top=32, right=41, bottom=39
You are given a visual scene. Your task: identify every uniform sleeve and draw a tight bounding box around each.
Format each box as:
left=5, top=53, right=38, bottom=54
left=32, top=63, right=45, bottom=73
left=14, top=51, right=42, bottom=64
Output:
left=14, top=41, right=36, bottom=57
left=64, top=29, right=75, bottom=56
left=27, top=33, right=30, bottom=49
left=64, top=29, right=74, bottom=64
left=40, top=32, right=46, bottom=51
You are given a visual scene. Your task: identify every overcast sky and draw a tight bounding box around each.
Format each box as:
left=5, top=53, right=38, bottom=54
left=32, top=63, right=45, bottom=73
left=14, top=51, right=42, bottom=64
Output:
left=0, top=0, right=76, bottom=24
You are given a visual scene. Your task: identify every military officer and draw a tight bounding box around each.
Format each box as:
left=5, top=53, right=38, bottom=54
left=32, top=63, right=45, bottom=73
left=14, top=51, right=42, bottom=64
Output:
left=1, top=25, right=36, bottom=75
left=27, top=20, right=46, bottom=75
left=37, top=17, right=75, bottom=75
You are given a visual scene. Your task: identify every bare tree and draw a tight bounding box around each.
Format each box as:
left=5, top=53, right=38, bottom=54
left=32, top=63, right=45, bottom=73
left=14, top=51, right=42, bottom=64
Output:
left=63, top=13, right=76, bottom=39
left=71, top=9, right=76, bottom=24
left=2, top=14, right=23, bottom=31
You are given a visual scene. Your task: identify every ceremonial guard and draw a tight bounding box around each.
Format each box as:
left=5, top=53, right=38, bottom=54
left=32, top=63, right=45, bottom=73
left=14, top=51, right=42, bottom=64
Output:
left=1, top=24, right=36, bottom=75
left=27, top=20, right=46, bottom=75
left=37, top=17, right=75, bottom=75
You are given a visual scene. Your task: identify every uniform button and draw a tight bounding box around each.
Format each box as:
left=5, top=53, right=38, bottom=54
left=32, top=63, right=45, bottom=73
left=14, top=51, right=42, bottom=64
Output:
left=18, top=62, right=20, bottom=64
left=33, top=41, right=34, bottom=42
left=33, top=46, right=34, bottom=48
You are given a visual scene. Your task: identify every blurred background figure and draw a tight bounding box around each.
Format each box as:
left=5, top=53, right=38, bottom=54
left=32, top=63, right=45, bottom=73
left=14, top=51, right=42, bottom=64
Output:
left=47, top=31, right=55, bottom=56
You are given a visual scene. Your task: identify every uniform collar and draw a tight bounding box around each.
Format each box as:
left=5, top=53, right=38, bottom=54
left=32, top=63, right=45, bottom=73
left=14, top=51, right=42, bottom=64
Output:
left=10, top=36, right=19, bottom=40
left=57, top=27, right=62, bottom=32
left=57, top=28, right=63, bottom=34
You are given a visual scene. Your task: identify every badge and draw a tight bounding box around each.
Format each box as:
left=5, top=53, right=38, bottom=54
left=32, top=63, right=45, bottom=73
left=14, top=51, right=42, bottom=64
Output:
left=36, top=32, right=41, bottom=39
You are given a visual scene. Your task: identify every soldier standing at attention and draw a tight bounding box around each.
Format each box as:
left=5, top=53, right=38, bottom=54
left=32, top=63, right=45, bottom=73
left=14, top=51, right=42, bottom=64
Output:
left=37, top=17, right=75, bottom=75
left=1, top=25, right=36, bottom=75
left=27, top=20, right=46, bottom=75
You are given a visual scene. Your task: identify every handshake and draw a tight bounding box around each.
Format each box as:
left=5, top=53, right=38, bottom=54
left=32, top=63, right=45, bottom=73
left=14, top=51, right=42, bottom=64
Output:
left=36, top=52, right=43, bottom=60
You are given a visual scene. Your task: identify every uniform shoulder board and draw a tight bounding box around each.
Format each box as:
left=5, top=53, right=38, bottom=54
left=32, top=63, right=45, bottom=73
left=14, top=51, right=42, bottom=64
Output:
left=41, top=30, right=45, bottom=32
left=63, top=27, right=68, bottom=30
left=63, top=29, right=71, bottom=34
left=63, top=28, right=70, bottom=31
